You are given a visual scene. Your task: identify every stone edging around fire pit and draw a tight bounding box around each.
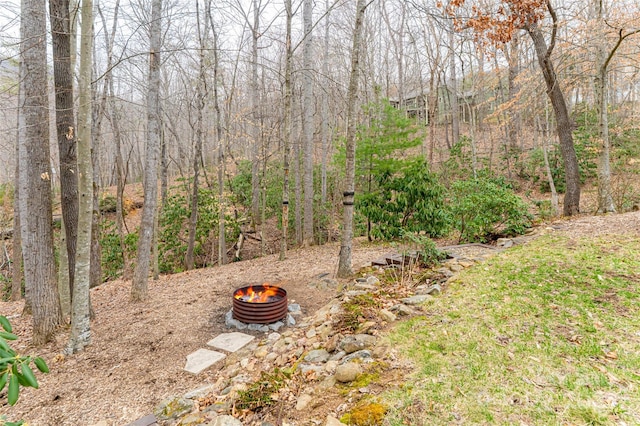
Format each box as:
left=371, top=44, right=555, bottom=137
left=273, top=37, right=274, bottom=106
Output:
left=123, top=241, right=514, bottom=426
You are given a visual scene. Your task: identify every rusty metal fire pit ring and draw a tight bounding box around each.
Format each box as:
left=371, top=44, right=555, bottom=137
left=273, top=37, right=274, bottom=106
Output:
left=232, top=285, right=288, bottom=324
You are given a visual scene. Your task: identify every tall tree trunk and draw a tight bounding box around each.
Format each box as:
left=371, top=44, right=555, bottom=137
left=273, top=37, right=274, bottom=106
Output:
left=337, top=0, right=368, bottom=278
left=208, top=8, right=226, bottom=266
left=132, top=0, right=162, bottom=302
left=12, top=69, right=23, bottom=302
left=50, top=0, right=78, bottom=303
left=186, top=0, right=210, bottom=270
left=526, top=14, right=581, bottom=216
left=101, top=0, right=128, bottom=277
left=506, top=34, right=521, bottom=149
left=67, top=0, right=93, bottom=353
left=302, top=0, right=315, bottom=247
left=449, top=24, right=460, bottom=145
left=320, top=0, right=330, bottom=208
left=250, top=0, right=261, bottom=228
left=19, top=0, right=63, bottom=344
left=592, top=0, right=638, bottom=212
left=280, top=0, right=293, bottom=261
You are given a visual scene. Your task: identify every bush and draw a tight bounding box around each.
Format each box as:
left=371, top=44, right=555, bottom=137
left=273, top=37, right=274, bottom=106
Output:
left=0, top=316, right=48, bottom=426
left=449, top=177, right=533, bottom=243
left=159, top=185, right=239, bottom=273
left=357, top=157, right=450, bottom=240
left=100, top=220, right=138, bottom=282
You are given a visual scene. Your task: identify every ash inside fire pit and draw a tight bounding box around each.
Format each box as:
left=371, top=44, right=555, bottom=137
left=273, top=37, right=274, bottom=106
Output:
left=232, top=284, right=288, bottom=324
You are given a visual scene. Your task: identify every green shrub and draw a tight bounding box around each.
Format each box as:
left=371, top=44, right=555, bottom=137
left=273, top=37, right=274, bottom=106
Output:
left=449, top=177, right=533, bottom=243
left=100, top=220, right=138, bottom=282
left=159, top=185, right=239, bottom=273
left=401, top=232, right=447, bottom=267
left=357, top=157, right=450, bottom=240
left=0, top=316, right=48, bottom=426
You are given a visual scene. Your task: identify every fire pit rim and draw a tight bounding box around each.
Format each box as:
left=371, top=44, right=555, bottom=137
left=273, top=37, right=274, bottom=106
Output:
left=232, top=284, right=288, bottom=324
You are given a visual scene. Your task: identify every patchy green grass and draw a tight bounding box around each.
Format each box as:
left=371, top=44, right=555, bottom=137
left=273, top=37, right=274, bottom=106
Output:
left=383, top=234, right=640, bottom=425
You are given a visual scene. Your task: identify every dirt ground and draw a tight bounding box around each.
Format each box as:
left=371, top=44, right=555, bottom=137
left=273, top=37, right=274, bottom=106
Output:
left=0, top=239, right=390, bottom=426
left=1, top=211, right=640, bottom=425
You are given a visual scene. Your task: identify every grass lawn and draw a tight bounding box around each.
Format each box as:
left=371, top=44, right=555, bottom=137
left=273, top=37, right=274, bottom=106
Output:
left=382, top=234, right=640, bottom=425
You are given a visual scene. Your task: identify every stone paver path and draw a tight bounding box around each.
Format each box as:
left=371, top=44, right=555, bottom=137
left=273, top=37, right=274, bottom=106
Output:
left=207, top=332, right=255, bottom=353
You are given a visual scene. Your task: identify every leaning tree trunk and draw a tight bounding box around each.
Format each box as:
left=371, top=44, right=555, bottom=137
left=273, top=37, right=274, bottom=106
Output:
left=50, top=0, right=78, bottom=304
left=527, top=21, right=581, bottom=216
left=302, top=0, right=314, bottom=247
left=132, top=0, right=162, bottom=302
left=67, top=0, right=93, bottom=353
left=337, top=0, right=368, bottom=278
left=19, top=0, right=63, bottom=344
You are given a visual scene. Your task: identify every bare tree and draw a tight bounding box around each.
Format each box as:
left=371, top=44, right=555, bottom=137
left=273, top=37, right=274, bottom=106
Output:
left=280, top=0, right=293, bottom=260
left=593, top=0, right=639, bottom=213
left=186, top=0, right=211, bottom=270
left=302, top=0, right=315, bottom=246
left=67, top=0, right=93, bottom=353
left=132, top=0, right=162, bottom=302
left=338, top=0, right=369, bottom=278
left=50, top=0, right=78, bottom=308
left=19, top=0, right=63, bottom=344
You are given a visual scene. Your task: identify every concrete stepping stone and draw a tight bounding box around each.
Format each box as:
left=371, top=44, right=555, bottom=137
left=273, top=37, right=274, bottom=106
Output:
left=207, top=332, right=255, bottom=353
left=184, top=348, right=226, bottom=374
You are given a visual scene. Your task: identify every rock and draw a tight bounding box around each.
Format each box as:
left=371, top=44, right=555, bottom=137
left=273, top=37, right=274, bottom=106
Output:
left=401, top=295, right=432, bottom=305
left=225, top=310, right=247, bottom=330
left=334, top=362, right=361, bottom=383
left=254, top=347, right=269, bottom=358
left=318, top=375, right=337, bottom=390
left=178, top=413, right=206, bottom=425
left=379, top=309, right=397, bottom=322
left=89, top=422, right=109, bottom=426
left=366, top=276, right=380, bottom=285
left=325, top=360, right=338, bottom=374
left=324, top=334, right=342, bottom=352
left=459, top=260, right=475, bottom=268
left=248, top=323, right=269, bottom=332
left=357, top=321, right=376, bottom=334
left=341, top=350, right=372, bottom=364
left=354, top=283, right=377, bottom=291
left=296, top=394, right=314, bottom=411
left=306, top=328, right=317, bottom=338
left=330, top=351, right=346, bottom=361
left=268, top=321, right=285, bottom=331
left=344, top=290, right=368, bottom=298
left=449, top=263, right=464, bottom=272
left=317, top=323, right=333, bottom=340
left=389, top=303, right=414, bottom=316
left=299, top=364, right=325, bottom=375
left=265, top=352, right=278, bottom=362
left=416, top=284, right=441, bottom=296
left=436, top=267, right=455, bottom=278
left=287, top=314, right=297, bottom=326
left=339, top=336, right=365, bottom=354
left=305, top=349, right=330, bottom=363
left=288, top=304, right=301, bottom=313
left=497, top=238, right=514, bottom=248
left=326, top=415, right=347, bottom=426
left=154, top=397, right=194, bottom=420
left=211, top=415, right=243, bottom=426
left=184, top=384, right=216, bottom=399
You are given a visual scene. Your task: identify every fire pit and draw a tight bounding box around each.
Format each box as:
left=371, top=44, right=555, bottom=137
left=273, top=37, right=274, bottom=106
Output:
left=232, top=284, right=288, bottom=324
